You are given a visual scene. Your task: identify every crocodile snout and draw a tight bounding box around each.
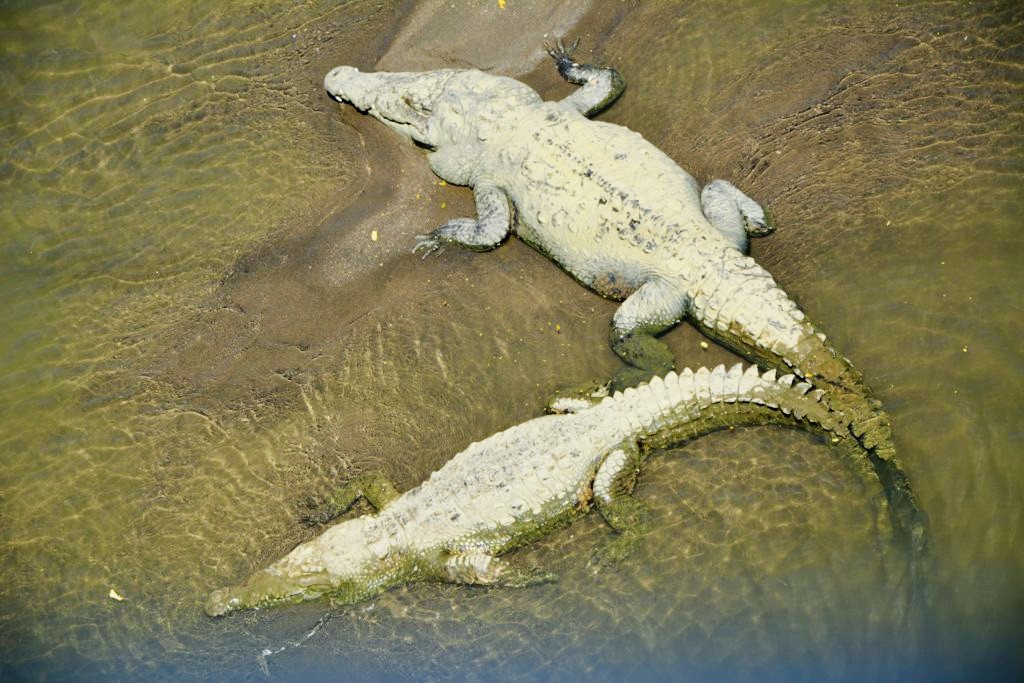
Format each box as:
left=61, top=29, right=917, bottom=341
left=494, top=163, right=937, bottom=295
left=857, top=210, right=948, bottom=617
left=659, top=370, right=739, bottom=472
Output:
left=204, top=587, right=238, bottom=617
left=324, top=65, right=361, bottom=102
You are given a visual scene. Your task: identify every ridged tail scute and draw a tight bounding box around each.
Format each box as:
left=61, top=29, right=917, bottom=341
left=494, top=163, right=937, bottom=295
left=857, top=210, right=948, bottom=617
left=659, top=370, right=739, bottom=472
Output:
left=789, top=330, right=871, bottom=401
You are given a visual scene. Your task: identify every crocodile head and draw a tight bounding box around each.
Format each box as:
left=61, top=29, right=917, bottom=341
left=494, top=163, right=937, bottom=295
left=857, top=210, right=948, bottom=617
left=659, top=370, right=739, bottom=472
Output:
left=205, top=515, right=401, bottom=617
left=324, top=66, right=540, bottom=153
left=324, top=66, right=456, bottom=147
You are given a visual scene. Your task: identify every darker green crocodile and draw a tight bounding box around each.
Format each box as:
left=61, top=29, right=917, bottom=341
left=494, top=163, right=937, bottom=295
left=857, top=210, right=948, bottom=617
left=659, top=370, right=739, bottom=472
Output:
left=208, top=365, right=917, bottom=615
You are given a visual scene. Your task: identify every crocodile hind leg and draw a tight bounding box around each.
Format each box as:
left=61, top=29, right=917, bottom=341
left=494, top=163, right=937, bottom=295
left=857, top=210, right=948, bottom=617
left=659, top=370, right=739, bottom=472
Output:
left=609, top=279, right=689, bottom=390
left=547, top=38, right=625, bottom=117
left=441, top=550, right=555, bottom=587
left=700, top=179, right=774, bottom=253
left=413, top=182, right=510, bottom=257
left=301, top=472, right=400, bottom=526
left=590, top=443, right=651, bottom=567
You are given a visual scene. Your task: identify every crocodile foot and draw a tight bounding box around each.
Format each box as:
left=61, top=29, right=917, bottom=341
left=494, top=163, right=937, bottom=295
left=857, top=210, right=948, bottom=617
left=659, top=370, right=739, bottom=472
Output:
left=609, top=366, right=662, bottom=392
left=546, top=365, right=667, bottom=413
left=589, top=532, right=644, bottom=572
left=298, top=472, right=400, bottom=527
left=412, top=232, right=445, bottom=259
left=545, top=36, right=581, bottom=66
left=589, top=492, right=651, bottom=572
left=751, top=205, right=775, bottom=236
left=546, top=379, right=611, bottom=414
left=299, top=498, right=339, bottom=527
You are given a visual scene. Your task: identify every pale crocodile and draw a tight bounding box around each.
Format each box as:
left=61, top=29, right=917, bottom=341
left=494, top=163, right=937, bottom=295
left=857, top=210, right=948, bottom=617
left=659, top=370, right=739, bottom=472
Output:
left=324, top=43, right=868, bottom=401
left=206, top=364, right=921, bottom=616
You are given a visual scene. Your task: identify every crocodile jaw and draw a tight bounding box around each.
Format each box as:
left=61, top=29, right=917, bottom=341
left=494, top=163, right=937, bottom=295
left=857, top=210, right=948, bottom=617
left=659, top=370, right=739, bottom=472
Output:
left=205, top=516, right=397, bottom=616
left=204, top=571, right=313, bottom=617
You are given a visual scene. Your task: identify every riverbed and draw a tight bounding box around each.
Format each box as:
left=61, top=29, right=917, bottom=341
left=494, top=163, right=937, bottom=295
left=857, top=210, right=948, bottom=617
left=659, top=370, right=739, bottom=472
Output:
left=1, top=1, right=1021, bottom=680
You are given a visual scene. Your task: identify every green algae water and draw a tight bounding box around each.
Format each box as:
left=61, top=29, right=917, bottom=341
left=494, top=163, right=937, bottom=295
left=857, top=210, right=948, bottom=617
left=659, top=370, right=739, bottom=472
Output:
left=1, top=1, right=1021, bottom=680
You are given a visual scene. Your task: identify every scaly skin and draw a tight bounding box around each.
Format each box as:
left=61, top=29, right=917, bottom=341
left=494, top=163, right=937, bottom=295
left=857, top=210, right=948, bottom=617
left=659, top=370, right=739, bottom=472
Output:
left=323, top=46, right=863, bottom=398
left=206, top=365, right=925, bottom=616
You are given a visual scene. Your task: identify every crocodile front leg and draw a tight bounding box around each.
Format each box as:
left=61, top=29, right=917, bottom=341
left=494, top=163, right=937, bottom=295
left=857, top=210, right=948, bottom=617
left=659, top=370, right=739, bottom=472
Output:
left=547, top=38, right=626, bottom=117
left=442, top=550, right=555, bottom=587
left=413, top=182, right=511, bottom=257
left=301, top=472, right=400, bottom=526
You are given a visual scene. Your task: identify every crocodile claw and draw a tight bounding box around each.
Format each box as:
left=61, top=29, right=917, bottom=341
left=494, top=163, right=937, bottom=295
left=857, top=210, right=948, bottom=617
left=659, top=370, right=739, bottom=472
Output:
left=738, top=201, right=774, bottom=237
left=412, top=233, right=445, bottom=259
left=298, top=499, right=337, bottom=527
left=545, top=36, right=581, bottom=62
left=742, top=210, right=774, bottom=237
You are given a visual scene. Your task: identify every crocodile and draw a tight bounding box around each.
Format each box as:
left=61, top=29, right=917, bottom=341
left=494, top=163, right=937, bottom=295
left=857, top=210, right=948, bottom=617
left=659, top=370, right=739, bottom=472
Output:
left=324, top=43, right=869, bottom=401
left=206, top=364, right=920, bottom=616
left=320, top=44, right=927, bottom=567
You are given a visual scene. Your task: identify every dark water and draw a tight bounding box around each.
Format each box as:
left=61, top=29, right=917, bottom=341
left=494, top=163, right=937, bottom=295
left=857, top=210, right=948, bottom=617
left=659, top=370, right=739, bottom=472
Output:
left=1, top=1, right=1021, bottom=681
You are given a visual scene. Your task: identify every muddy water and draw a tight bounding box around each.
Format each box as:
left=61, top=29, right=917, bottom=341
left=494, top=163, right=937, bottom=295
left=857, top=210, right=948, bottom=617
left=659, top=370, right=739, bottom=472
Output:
left=1, top=1, right=1021, bottom=680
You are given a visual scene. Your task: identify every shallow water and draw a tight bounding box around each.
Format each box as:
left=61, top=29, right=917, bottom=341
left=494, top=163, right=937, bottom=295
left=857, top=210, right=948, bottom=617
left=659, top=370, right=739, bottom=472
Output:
left=1, top=1, right=1022, bottom=681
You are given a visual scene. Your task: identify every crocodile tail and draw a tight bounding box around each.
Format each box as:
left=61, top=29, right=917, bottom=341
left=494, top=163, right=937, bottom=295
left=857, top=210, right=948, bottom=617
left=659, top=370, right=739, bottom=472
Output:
left=769, top=372, right=932, bottom=618
left=648, top=365, right=931, bottom=609
left=690, top=251, right=870, bottom=398
left=842, top=396, right=930, bottom=571
left=789, top=331, right=871, bottom=398
left=635, top=366, right=928, bottom=562
left=804, top=384, right=932, bottom=621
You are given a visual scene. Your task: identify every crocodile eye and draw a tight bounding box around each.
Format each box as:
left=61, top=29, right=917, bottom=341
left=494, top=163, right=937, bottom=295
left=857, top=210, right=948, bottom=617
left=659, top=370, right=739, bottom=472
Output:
left=402, top=94, right=432, bottom=116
